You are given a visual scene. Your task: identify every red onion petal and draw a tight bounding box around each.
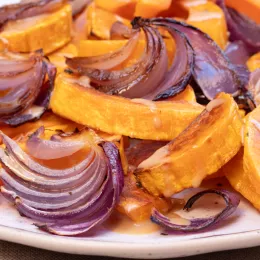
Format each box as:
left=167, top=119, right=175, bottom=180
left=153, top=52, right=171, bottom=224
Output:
left=66, top=30, right=140, bottom=70
left=224, top=41, right=250, bottom=65
left=26, top=126, right=85, bottom=160
left=216, top=0, right=260, bottom=53
left=151, top=18, right=244, bottom=100
left=151, top=189, right=240, bottom=233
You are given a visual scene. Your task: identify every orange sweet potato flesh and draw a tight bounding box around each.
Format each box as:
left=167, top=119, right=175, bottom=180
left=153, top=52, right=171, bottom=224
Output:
left=247, top=53, right=260, bottom=72
left=242, top=105, right=260, bottom=195
left=135, top=93, right=243, bottom=197
left=166, top=85, right=196, bottom=102
left=225, top=0, right=260, bottom=24
left=134, top=0, right=172, bottom=18
left=87, top=4, right=130, bottom=40
left=79, top=38, right=175, bottom=69
left=224, top=149, right=260, bottom=210
left=50, top=74, right=204, bottom=141
left=0, top=112, right=76, bottom=139
left=117, top=173, right=174, bottom=222
left=95, top=0, right=137, bottom=19
left=186, top=2, right=228, bottom=49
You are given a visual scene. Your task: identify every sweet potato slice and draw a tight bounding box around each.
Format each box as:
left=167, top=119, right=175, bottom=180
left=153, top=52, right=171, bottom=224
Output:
left=165, top=85, right=196, bottom=102
left=186, top=2, right=228, bottom=49
left=0, top=4, right=72, bottom=54
left=243, top=105, right=260, bottom=193
left=117, top=173, right=174, bottom=222
left=225, top=0, right=260, bottom=24
left=95, top=0, right=137, bottom=19
left=224, top=149, right=260, bottom=210
left=87, top=4, right=130, bottom=40
left=134, top=0, right=172, bottom=18
left=78, top=38, right=175, bottom=69
left=50, top=74, right=204, bottom=141
left=247, top=53, right=260, bottom=72
left=136, top=93, right=243, bottom=197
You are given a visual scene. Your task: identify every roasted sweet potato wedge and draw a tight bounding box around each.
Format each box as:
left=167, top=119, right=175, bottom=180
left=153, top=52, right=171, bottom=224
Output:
left=247, top=53, right=260, bottom=72
left=87, top=4, right=130, bottom=40
left=186, top=2, right=228, bottom=49
left=224, top=149, right=260, bottom=210
left=95, top=0, right=137, bottom=19
left=136, top=93, right=243, bottom=197
left=0, top=4, right=72, bottom=54
left=165, top=85, right=196, bottom=102
left=50, top=74, right=204, bottom=141
left=134, top=0, right=172, bottom=18
left=243, top=105, right=260, bottom=194
left=117, top=173, right=174, bottom=222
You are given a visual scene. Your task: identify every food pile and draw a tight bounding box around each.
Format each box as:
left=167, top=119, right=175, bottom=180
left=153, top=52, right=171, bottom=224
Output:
left=0, top=0, right=259, bottom=236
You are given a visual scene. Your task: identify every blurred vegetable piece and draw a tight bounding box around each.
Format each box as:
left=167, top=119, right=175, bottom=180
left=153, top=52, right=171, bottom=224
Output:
left=48, top=44, right=78, bottom=73
left=78, top=38, right=175, bottom=69
left=0, top=4, right=72, bottom=54
left=0, top=50, right=56, bottom=126
left=247, top=69, right=260, bottom=107
left=87, top=4, right=130, bottom=40
left=134, top=0, right=172, bottom=18
left=136, top=93, right=242, bottom=197
left=243, top=105, right=260, bottom=191
left=117, top=173, right=174, bottom=222
left=165, top=85, right=196, bottom=102
left=247, top=53, right=260, bottom=72
left=186, top=2, right=228, bottom=49
left=95, top=0, right=137, bottom=19
left=216, top=0, right=260, bottom=54
left=225, top=0, right=260, bottom=24
left=0, top=112, right=79, bottom=139
left=224, top=149, right=260, bottom=210
left=50, top=74, right=204, bottom=140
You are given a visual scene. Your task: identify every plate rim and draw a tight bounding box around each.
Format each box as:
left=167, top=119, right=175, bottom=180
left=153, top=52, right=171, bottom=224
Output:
left=1, top=224, right=260, bottom=259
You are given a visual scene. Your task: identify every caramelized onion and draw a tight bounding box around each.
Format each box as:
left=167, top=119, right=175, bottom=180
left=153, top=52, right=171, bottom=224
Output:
left=0, top=130, right=124, bottom=236
left=66, top=29, right=140, bottom=70
left=110, top=21, right=131, bottom=39
left=66, top=17, right=246, bottom=100
left=150, top=18, right=245, bottom=100
left=0, top=50, right=56, bottom=126
left=26, top=126, right=85, bottom=160
left=247, top=69, right=260, bottom=107
left=216, top=0, right=260, bottom=54
left=151, top=189, right=240, bottom=233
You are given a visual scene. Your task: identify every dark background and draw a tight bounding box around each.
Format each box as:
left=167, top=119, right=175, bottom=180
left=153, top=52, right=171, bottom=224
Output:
left=1, top=241, right=260, bottom=260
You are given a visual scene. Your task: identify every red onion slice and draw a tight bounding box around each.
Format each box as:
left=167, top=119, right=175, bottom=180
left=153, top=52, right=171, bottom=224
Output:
left=151, top=189, right=240, bottom=233
left=66, top=30, right=140, bottom=70
left=26, top=126, right=85, bottom=160
left=216, top=0, right=260, bottom=54
left=0, top=0, right=66, bottom=31
left=110, top=21, right=131, bottom=39
left=224, top=41, right=250, bottom=66
left=151, top=18, right=245, bottom=100
left=0, top=51, right=56, bottom=126
left=0, top=135, right=124, bottom=236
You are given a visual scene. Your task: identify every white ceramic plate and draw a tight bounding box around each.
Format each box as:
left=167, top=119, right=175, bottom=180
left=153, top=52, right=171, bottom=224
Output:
left=1, top=178, right=260, bottom=259
left=1, top=0, right=260, bottom=258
